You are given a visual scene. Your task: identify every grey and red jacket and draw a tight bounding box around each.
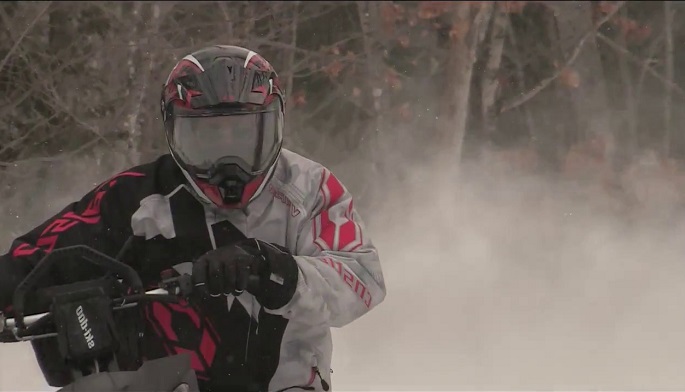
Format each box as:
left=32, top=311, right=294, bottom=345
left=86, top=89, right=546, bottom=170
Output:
left=0, top=148, right=386, bottom=391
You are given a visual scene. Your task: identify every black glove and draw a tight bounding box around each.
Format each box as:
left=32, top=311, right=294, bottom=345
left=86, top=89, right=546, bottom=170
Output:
left=192, top=244, right=262, bottom=297
left=236, top=239, right=299, bottom=310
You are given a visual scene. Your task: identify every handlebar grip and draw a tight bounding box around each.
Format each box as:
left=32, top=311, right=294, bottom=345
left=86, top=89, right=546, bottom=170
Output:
left=12, top=245, right=144, bottom=330
left=247, top=274, right=261, bottom=294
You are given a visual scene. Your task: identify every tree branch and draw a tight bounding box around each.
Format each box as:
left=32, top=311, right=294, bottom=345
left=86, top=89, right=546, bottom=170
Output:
left=596, top=32, right=685, bottom=97
left=0, top=138, right=101, bottom=168
left=0, top=2, right=52, bottom=74
left=499, top=1, right=625, bottom=113
left=284, top=1, right=300, bottom=119
left=0, top=110, right=60, bottom=158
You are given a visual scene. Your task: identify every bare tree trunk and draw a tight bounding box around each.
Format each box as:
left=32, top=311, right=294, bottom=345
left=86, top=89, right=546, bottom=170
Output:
left=480, top=3, right=508, bottom=140
left=284, top=1, right=299, bottom=122
left=663, top=0, right=674, bottom=157
left=137, top=3, right=166, bottom=162
left=635, top=29, right=664, bottom=103
left=356, top=1, right=386, bottom=130
left=615, top=7, right=638, bottom=159
left=218, top=2, right=235, bottom=40
left=125, top=1, right=143, bottom=165
left=356, top=1, right=389, bottom=187
left=121, top=2, right=166, bottom=164
left=505, top=14, right=537, bottom=143
left=548, top=1, right=614, bottom=163
left=48, top=2, right=69, bottom=60
left=439, top=2, right=492, bottom=165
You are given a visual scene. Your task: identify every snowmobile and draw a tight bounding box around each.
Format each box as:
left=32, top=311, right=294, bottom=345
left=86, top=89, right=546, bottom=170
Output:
left=0, top=244, right=212, bottom=392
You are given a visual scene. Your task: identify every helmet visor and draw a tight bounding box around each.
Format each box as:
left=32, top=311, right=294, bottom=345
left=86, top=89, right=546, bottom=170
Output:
left=169, top=103, right=282, bottom=175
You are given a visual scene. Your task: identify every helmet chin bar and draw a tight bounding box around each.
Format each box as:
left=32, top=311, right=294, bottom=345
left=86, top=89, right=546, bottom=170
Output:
left=207, top=164, right=253, bottom=205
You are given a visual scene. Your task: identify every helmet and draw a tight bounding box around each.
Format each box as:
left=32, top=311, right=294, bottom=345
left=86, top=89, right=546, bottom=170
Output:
left=161, top=45, right=285, bottom=209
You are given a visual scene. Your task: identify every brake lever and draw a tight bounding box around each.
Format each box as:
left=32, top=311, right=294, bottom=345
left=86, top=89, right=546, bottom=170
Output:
left=159, top=273, right=194, bottom=298
left=160, top=271, right=260, bottom=299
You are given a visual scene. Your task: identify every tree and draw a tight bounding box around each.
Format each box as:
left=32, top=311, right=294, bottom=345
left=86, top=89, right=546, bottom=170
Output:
left=2, top=1, right=685, bottom=208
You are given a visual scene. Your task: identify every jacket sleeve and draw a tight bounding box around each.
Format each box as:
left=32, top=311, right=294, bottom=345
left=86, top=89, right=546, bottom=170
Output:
left=0, top=171, right=144, bottom=315
left=272, top=168, right=386, bottom=328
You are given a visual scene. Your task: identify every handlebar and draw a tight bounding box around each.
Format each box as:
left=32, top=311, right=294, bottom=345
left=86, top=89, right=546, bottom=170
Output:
left=3, top=287, right=169, bottom=329
left=0, top=275, right=192, bottom=343
left=0, top=242, right=261, bottom=387
left=0, top=243, right=260, bottom=344
left=0, top=243, right=198, bottom=343
left=12, top=245, right=145, bottom=330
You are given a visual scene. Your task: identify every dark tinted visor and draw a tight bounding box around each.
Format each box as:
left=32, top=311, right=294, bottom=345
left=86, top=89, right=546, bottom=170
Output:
left=170, top=103, right=282, bottom=175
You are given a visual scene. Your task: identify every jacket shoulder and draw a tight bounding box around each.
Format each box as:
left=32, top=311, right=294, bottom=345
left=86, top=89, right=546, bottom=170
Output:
left=105, top=154, right=181, bottom=191
left=274, top=149, right=350, bottom=216
left=96, top=155, right=184, bottom=216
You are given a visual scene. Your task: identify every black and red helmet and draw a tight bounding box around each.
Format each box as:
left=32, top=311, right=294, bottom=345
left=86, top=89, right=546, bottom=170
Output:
left=161, top=45, right=285, bottom=209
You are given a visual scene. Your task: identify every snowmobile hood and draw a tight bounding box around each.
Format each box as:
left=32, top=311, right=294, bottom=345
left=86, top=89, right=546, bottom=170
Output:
left=56, top=354, right=199, bottom=392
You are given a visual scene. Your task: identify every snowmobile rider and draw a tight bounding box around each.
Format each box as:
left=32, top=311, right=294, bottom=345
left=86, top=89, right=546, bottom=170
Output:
left=0, top=45, right=386, bottom=392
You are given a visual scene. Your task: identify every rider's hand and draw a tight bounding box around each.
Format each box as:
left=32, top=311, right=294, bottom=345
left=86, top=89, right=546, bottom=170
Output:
left=192, top=245, right=262, bottom=297
left=236, top=239, right=298, bottom=310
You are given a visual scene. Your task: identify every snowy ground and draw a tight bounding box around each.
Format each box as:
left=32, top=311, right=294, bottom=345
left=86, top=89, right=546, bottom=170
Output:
left=2, top=154, right=685, bottom=391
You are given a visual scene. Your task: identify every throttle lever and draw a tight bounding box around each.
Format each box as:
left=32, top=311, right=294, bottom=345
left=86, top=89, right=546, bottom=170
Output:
left=159, top=273, right=194, bottom=297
